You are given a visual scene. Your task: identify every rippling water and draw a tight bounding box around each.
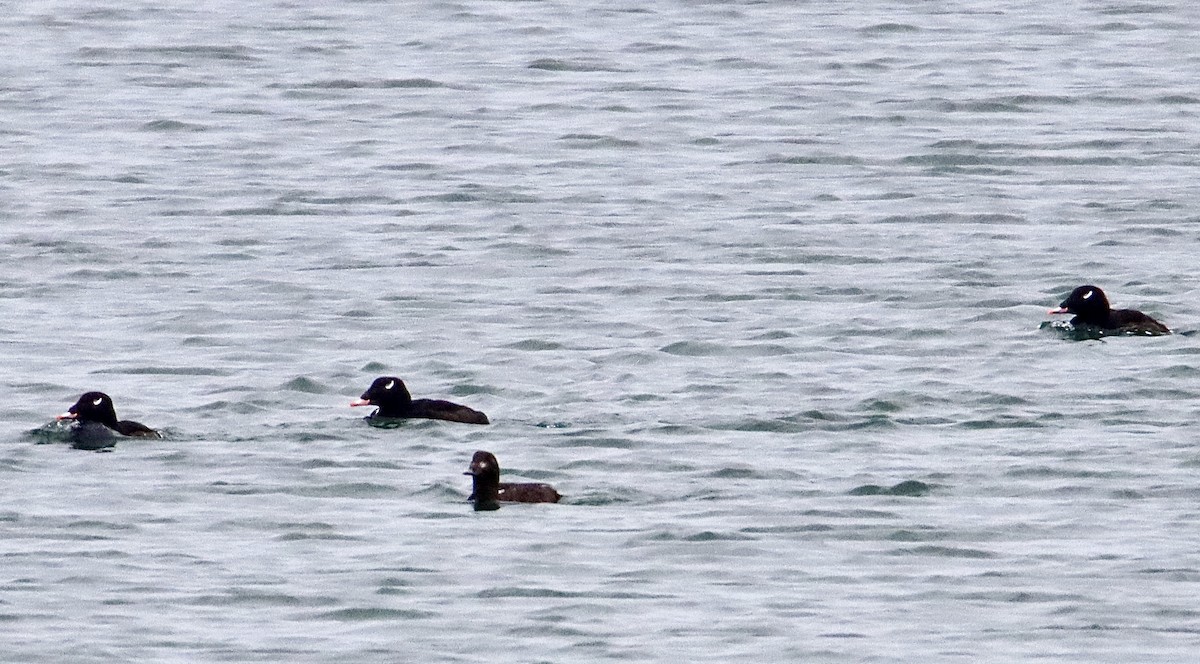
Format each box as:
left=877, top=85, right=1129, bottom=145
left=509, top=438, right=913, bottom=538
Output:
left=4, top=1, right=1200, bottom=661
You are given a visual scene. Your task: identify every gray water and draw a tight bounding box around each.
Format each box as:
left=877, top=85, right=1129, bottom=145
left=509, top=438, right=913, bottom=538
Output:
left=3, top=1, right=1200, bottom=661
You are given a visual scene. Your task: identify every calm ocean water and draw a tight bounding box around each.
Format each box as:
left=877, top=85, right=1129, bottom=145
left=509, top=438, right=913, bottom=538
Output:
left=3, top=1, right=1200, bottom=661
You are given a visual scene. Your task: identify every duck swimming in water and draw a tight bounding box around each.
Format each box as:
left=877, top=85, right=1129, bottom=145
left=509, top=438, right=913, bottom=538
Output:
left=351, top=376, right=489, bottom=424
left=56, top=391, right=160, bottom=450
left=1048, top=285, right=1170, bottom=336
left=464, top=451, right=561, bottom=511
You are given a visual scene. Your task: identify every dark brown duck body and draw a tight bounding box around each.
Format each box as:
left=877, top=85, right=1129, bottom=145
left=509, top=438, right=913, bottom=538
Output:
left=465, top=451, right=561, bottom=511
left=350, top=376, right=489, bottom=424
left=56, top=391, right=160, bottom=450
left=1048, top=285, right=1170, bottom=336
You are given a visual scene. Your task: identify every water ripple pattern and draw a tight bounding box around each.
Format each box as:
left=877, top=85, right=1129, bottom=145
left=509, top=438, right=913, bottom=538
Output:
left=3, top=1, right=1200, bottom=662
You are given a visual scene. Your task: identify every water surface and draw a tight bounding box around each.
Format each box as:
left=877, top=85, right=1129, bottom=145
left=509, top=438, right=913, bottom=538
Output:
left=3, top=1, right=1200, bottom=661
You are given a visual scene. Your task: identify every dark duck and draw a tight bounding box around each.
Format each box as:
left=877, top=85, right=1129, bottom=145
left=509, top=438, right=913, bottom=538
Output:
left=1048, top=285, right=1170, bottom=336
left=465, top=450, right=561, bottom=511
left=350, top=376, right=489, bottom=424
left=56, top=391, right=160, bottom=450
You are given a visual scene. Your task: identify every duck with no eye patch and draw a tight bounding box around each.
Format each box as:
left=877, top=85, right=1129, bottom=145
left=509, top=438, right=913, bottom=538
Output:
left=56, top=391, right=161, bottom=451
left=464, top=451, right=561, bottom=511
left=350, top=376, right=489, bottom=424
left=1047, top=284, right=1170, bottom=336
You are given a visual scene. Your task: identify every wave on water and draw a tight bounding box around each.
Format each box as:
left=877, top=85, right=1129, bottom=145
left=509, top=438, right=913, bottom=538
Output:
left=847, top=480, right=933, bottom=497
left=1038, top=320, right=1173, bottom=340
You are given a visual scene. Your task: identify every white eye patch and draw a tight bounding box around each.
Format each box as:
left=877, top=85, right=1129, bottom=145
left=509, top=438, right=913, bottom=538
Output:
left=1082, top=290, right=1094, bottom=300
left=384, top=380, right=395, bottom=390
left=92, top=397, right=103, bottom=406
